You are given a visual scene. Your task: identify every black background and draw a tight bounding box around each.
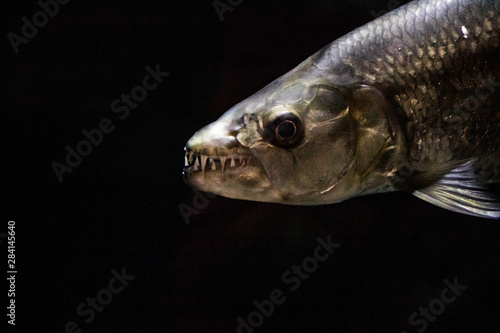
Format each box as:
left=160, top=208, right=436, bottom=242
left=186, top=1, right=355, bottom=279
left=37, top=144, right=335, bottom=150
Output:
left=3, top=0, right=500, bottom=332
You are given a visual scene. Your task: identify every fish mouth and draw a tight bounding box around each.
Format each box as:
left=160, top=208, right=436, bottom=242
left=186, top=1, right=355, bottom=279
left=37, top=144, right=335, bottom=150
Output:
left=183, top=147, right=256, bottom=180
left=182, top=145, right=275, bottom=202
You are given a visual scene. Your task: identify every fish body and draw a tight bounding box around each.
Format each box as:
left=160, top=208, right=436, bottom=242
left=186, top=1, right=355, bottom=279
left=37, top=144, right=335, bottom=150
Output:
left=184, top=0, right=500, bottom=218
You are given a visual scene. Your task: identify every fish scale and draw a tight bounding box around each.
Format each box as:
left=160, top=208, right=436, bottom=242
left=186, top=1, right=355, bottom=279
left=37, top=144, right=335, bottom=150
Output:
left=331, top=1, right=497, bottom=180
left=314, top=0, right=500, bottom=181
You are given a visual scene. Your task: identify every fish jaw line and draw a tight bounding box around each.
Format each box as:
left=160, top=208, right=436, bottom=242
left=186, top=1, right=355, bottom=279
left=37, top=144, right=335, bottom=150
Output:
left=183, top=146, right=275, bottom=199
left=183, top=147, right=255, bottom=181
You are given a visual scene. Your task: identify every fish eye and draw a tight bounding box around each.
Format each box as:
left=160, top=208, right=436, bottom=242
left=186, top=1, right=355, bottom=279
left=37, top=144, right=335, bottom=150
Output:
left=276, top=120, right=296, bottom=139
left=263, top=108, right=303, bottom=148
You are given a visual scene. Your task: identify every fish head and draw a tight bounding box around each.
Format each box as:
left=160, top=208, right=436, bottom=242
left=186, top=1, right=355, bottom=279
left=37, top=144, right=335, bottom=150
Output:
left=184, top=76, right=404, bottom=205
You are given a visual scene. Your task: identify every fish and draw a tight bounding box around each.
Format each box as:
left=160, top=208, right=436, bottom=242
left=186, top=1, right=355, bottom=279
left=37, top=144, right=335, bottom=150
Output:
left=183, top=0, right=500, bottom=219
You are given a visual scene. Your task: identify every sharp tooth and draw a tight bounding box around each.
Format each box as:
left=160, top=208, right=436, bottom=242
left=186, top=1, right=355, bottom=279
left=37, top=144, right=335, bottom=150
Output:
left=212, top=159, right=217, bottom=171
left=189, top=151, right=194, bottom=164
left=194, top=156, right=200, bottom=170
left=184, top=156, right=188, bottom=167
left=220, top=156, right=227, bottom=170
left=220, top=156, right=227, bottom=179
left=201, top=155, right=207, bottom=175
left=230, top=157, right=235, bottom=168
left=240, top=158, right=246, bottom=168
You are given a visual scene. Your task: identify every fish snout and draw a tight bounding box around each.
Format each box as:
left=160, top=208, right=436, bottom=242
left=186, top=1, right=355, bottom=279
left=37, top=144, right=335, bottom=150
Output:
left=185, top=120, right=240, bottom=155
left=183, top=120, right=255, bottom=181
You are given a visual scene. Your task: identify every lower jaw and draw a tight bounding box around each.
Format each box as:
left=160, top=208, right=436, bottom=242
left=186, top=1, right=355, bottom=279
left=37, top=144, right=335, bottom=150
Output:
left=184, top=166, right=274, bottom=197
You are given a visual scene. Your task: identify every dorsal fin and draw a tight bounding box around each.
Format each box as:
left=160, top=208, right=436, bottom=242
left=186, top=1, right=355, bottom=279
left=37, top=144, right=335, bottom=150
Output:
left=405, top=160, right=500, bottom=219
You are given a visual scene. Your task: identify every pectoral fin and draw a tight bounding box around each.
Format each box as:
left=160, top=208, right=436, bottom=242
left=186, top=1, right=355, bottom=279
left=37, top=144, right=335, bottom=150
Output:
left=406, top=160, right=500, bottom=219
